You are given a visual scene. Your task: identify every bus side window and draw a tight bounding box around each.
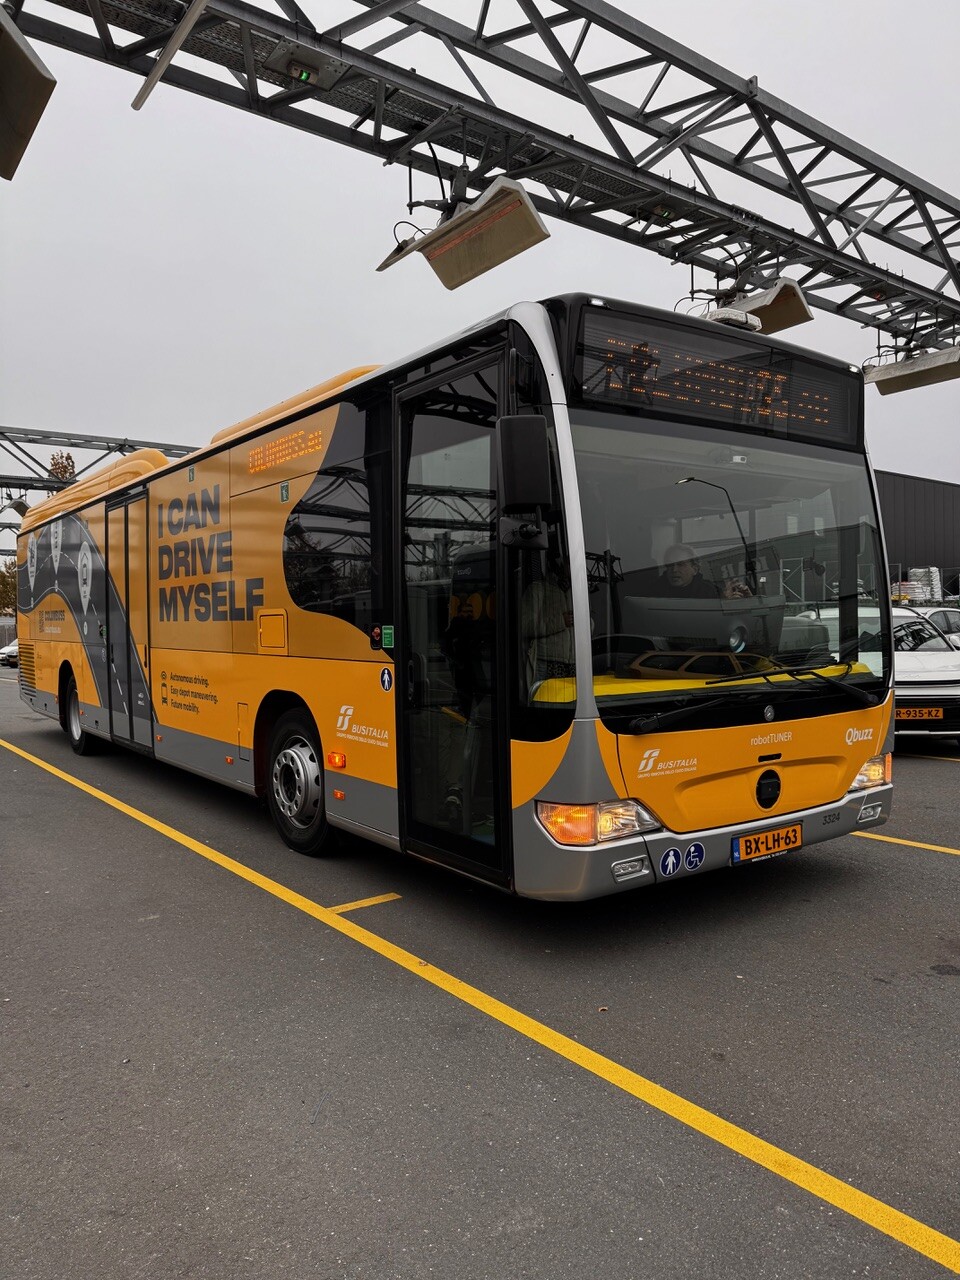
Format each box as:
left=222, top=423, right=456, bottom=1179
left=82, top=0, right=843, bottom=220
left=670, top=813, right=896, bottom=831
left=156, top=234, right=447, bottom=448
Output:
left=282, top=399, right=387, bottom=628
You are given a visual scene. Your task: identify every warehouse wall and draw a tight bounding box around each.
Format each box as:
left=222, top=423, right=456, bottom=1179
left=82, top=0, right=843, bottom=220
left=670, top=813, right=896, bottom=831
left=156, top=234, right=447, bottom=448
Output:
left=875, top=471, right=960, bottom=565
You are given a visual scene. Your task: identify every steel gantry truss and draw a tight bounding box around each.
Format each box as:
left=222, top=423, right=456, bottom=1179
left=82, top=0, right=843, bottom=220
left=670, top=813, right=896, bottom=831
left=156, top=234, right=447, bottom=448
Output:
left=0, top=426, right=197, bottom=541
left=13, top=0, right=960, bottom=350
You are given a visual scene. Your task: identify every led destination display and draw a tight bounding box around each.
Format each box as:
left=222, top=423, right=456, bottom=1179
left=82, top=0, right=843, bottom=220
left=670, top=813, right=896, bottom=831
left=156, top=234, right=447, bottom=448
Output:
left=575, top=308, right=861, bottom=446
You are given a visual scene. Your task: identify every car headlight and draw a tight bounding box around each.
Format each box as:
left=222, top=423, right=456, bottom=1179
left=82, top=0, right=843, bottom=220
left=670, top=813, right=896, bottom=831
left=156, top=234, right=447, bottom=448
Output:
left=848, top=754, right=891, bottom=791
left=536, top=799, right=661, bottom=846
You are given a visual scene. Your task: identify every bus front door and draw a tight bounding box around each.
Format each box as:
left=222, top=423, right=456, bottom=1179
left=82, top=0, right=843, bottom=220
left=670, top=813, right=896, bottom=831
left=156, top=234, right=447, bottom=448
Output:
left=396, top=360, right=509, bottom=885
left=105, top=493, right=153, bottom=751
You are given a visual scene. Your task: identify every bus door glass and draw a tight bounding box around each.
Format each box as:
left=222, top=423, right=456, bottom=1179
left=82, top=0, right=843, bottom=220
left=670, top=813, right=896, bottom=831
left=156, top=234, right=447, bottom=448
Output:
left=105, top=493, right=152, bottom=749
left=396, top=359, right=506, bottom=879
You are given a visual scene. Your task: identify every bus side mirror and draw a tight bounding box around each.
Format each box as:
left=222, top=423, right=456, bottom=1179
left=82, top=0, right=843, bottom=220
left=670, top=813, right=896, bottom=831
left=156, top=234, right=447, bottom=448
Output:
left=497, top=415, right=551, bottom=512
left=497, top=415, right=551, bottom=548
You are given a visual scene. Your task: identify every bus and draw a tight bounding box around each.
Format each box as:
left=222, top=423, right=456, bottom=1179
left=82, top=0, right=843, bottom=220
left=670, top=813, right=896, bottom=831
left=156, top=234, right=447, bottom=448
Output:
left=15, top=294, right=894, bottom=900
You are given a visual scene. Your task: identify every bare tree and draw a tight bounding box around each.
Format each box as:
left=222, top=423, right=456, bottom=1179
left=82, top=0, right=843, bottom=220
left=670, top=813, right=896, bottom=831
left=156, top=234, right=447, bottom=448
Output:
left=48, top=451, right=76, bottom=483
left=0, top=558, right=16, bottom=615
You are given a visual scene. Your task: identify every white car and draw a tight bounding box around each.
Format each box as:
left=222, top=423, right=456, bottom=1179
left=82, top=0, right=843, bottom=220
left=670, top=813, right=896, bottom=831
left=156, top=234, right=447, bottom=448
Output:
left=794, top=606, right=960, bottom=743
left=0, top=638, right=17, bottom=668
left=908, top=604, right=960, bottom=643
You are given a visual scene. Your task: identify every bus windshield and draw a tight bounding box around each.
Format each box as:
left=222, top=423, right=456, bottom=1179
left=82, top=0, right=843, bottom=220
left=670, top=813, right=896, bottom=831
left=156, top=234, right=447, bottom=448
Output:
left=570, top=410, right=890, bottom=724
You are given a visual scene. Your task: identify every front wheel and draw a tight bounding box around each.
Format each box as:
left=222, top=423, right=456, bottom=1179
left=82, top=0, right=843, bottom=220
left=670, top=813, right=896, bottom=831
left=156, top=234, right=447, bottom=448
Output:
left=266, top=710, right=332, bottom=856
left=65, top=673, right=99, bottom=756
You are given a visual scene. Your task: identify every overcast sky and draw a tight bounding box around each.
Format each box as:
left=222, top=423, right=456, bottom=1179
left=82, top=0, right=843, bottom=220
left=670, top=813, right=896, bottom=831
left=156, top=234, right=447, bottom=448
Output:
left=2, top=0, right=960, bottom=497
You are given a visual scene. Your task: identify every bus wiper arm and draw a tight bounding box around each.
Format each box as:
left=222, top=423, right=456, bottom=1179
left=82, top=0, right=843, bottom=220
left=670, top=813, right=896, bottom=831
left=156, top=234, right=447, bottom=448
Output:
left=627, top=696, right=728, bottom=734
left=707, top=661, right=879, bottom=707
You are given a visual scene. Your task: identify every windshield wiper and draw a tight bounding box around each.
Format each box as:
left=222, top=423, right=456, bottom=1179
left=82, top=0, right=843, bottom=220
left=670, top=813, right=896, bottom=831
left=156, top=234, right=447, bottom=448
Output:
left=627, top=696, right=728, bottom=734
left=706, top=661, right=879, bottom=707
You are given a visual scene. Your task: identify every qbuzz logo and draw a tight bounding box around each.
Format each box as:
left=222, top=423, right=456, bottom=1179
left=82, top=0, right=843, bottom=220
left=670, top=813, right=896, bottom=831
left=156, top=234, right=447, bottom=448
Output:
left=845, top=727, right=874, bottom=745
left=637, top=748, right=660, bottom=774
left=336, top=705, right=354, bottom=732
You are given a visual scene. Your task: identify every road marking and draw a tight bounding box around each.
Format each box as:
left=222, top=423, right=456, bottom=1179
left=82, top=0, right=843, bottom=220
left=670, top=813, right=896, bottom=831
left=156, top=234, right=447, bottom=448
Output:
left=2, top=735, right=958, bottom=1275
left=854, top=830, right=960, bottom=858
left=327, top=892, right=402, bottom=914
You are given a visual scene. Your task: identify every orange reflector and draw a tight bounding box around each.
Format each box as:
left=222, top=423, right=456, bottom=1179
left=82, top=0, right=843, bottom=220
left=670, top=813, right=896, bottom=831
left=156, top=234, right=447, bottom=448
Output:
left=333, top=789, right=345, bottom=801
left=884, top=752, right=893, bottom=783
left=225, top=756, right=234, bottom=765
left=537, top=802, right=596, bottom=846
left=327, top=751, right=347, bottom=769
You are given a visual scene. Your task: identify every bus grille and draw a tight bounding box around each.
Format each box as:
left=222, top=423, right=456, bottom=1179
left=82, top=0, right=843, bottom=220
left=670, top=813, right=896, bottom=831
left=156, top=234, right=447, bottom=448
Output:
left=18, top=643, right=36, bottom=693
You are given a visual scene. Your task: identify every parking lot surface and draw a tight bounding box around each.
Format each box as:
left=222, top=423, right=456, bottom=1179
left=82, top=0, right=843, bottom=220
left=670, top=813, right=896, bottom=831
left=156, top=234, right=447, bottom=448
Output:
left=2, top=672, right=958, bottom=1279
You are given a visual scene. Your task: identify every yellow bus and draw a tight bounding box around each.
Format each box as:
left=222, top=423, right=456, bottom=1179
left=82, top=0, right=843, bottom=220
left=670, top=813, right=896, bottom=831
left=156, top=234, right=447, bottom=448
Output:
left=16, top=294, right=894, bottom=899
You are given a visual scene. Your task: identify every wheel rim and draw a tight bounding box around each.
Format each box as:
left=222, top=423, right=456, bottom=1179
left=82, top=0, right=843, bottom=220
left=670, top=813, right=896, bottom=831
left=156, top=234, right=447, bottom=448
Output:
left=68, top=687, right=81, bottom=741
left=271, top=734, right=322, bottom=829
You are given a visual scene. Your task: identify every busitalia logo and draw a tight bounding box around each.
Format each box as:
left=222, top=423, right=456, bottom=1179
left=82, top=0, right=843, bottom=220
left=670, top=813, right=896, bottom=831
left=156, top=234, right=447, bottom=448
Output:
left=636, top=747, right=698, bottom=778
left=335, top=704, right=389, bottom=748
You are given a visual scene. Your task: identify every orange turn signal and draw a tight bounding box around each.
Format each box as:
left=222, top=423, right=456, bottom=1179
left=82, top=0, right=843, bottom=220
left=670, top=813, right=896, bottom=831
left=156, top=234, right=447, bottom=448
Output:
left=536, top=798, right=661, bottom=846
left=327, top=751, right=347, bottom=769
left=536, top=803, right=598, bottom=846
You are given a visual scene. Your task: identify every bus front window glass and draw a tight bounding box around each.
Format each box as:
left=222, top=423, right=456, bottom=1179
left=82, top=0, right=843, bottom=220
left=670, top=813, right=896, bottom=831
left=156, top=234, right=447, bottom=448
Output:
left=570, top=411, right=890, bottom=724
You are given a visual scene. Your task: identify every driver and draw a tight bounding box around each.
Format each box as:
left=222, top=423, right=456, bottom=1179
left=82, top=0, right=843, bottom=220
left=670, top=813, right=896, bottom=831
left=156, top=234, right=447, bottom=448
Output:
left=656, top=543, right=749, bottom=600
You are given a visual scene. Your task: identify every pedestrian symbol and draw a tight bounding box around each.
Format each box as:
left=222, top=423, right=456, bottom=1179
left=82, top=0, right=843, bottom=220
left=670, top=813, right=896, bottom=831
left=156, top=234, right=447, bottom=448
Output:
left=380, top=667, right=393, bottom=692
left=659, top=847, right=682, bottom=877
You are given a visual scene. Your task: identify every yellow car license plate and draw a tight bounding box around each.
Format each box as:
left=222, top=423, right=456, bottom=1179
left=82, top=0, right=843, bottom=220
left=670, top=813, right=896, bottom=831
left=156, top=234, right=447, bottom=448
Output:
left=895, top=707, right=943, bottom=720
left=732, top=823, right=802, bottom=864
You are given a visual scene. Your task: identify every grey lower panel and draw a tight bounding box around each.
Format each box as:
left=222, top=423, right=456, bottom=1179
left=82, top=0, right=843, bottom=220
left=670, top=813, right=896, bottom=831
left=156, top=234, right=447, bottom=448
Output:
left=154, top=723, right=257, bottom=793
left=24, top=689, right=59, bottom=721
left=68, top=699, right=399, bottom=838
left=512, top=785, right=893, bottom=902
left=80, top=698, right=112, bottom=741
left=325, top=773, right=400, bottom=843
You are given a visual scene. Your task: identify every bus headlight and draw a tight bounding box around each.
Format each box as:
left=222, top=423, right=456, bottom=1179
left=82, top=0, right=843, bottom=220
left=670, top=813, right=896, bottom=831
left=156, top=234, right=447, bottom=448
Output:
left=848, top=753, right=891, bottom=791
left=536, top=799, right=661, bottom=846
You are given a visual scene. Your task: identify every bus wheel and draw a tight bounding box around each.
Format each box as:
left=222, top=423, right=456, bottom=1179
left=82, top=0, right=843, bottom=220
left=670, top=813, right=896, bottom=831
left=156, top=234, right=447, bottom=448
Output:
left=266, top=711, right=330, bottom=855
left=65, top=673, right=98, bottom=756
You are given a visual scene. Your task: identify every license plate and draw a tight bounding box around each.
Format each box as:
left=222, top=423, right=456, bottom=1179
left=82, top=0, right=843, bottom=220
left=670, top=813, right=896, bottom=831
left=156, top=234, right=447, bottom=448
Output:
left=896, top=707, right=943, bottom=720
left=732, top=823, right=802, bottom=864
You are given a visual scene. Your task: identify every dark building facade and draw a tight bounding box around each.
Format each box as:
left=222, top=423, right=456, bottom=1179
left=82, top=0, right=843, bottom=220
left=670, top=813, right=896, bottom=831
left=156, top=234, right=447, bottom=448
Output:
left=875, top=470, right=960, bottom=593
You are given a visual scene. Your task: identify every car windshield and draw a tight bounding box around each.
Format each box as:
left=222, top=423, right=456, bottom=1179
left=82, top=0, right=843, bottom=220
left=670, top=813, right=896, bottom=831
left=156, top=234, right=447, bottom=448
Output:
left=570, top=410, right=890, bottom=724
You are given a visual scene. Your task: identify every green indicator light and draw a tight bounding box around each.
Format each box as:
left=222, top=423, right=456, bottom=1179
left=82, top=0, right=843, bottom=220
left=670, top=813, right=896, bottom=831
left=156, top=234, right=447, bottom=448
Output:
left=297, top=70, right=310, bottom=83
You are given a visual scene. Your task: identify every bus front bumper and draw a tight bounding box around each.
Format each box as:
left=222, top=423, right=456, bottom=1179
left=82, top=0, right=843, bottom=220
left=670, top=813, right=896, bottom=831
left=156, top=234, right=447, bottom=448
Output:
left=512, top=783, right=893, bottom=901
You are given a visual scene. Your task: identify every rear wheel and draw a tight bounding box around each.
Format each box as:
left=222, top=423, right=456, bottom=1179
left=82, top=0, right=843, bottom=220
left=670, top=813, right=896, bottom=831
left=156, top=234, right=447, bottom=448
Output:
left=65, top=673, right=98, bottom=756
left=266, top=710, right=331, bottom=856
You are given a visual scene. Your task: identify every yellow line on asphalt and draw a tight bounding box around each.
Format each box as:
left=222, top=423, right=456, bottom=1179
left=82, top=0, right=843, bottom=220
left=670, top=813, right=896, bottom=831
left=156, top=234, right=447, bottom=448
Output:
left=854, top=830, right=960, bottom=857
left=327, top=892, right=402, bottom=914
left=2, top=735, right=958, bottom=1275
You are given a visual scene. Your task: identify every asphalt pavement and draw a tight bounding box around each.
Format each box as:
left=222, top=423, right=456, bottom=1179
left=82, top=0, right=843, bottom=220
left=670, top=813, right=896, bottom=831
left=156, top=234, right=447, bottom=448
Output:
left=1, top=672, right=957, bottom=1280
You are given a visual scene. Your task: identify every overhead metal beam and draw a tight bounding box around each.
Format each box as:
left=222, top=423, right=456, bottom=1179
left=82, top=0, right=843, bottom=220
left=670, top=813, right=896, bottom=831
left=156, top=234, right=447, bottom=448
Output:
left=130, top=0, right=211, bottom=109
left=0, top=426, right=197, bottom=456
left=12, top=0, right=960, bottom=349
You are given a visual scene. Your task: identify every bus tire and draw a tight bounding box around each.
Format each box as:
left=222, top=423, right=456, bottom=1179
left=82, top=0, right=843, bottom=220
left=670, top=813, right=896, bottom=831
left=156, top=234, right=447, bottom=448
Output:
left=266, top=710, right=331, bottom=856
left=65, top=673, right=98, bottom=756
